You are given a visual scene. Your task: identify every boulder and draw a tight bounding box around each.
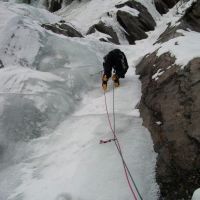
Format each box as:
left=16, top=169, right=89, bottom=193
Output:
left=117, top=11, right=148, bottom=44
left=41, top=22, right=83, bottom=38
left=136, top=52, right=200, bottom=199
left=181, top=0, right=200, bottom=32
left=154, top=0, right=169, bottom=15
left=86, top=21, right=120, bottom=44
left=116, top=0, right=156, bottom=44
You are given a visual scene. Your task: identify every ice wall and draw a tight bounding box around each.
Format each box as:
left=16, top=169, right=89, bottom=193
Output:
left=0, top=2, right=102, bottom=170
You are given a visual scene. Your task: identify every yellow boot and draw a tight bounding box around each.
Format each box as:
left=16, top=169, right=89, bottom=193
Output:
left=102, top=75, right=108, bottom=91
left=112, top=74, right=120, bottom=88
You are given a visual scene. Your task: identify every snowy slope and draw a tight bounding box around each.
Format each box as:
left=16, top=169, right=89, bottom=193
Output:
left=8, top=61, right=159, bottom=200
left=57, top=0, right=160, bottom=33
left=57, top=0, right=160, bottom=44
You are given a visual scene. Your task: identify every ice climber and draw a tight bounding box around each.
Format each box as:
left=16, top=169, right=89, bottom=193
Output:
left=102, top=49, right=129, bottom=91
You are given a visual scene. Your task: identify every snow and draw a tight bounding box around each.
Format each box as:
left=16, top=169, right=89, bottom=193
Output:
left=152, top=69, right=164, bottom=81
left=192, top=188, right=200, bottom=200
left=86, top=31, right=112, bottom=42
left=157, top=30, right=200, bottom=67
left=156, top=121, right=162, bottom=126
left=7, top=64, right=159, bottom=200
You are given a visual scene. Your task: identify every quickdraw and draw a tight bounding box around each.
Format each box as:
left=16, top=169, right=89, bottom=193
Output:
left=99, top=138, right=116, bottom=144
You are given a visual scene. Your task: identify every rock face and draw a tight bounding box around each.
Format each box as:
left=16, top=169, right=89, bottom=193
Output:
left=42, top=22, right=83, bottom=38
left=161, top=0, right=179, bottom=8
left=116, top=0, right=156, bottom=44
left=136, top=52, right=200, bottom=199
left=135, top=2, right=200, bottom=199
left=181, top=0, right=200, bottom=32
left=48, top=0, right=63, bottom=12
left=154, top=0, right=169, bottom=15
left=87, top=21, right=120, bottom=44
left=154, top=0, right=193, bottom=15
left=156, top=1, right=200, bottom=44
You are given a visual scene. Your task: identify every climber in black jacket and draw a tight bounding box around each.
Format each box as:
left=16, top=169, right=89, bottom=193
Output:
left=102, top=49, right=129, bottom=91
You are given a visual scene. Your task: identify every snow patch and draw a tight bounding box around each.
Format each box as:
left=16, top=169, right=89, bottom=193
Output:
left=116, top=4, right=139, bottom=16
left=157, top=30, right=200, bottom=67
left=152, top=68, right=164, bottom=80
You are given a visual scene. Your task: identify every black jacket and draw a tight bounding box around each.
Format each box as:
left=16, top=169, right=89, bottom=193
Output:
left=103, top=49, right=129, bottom=78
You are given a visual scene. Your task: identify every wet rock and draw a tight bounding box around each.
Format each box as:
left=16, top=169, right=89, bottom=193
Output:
left=181, top=0, right=200, bottom=32
left=87, top=21, right=120, bottom=44
left=116, top=11, right=148, bottom=44
left=162, top=0, right=179, bottom=8
left=136, top=52, right=200, bottom=199
left=42, top=22, right=83, bottom=38
left=116, top=0, right=156, bottom=44
left=154, top=0, right=169, bottom=15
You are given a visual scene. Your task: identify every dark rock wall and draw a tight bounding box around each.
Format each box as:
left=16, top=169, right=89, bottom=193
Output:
left=154, top=0, right=180, bottom=14
left=136, top=52, right=200, bottom=199
left=154, top=0, right=169, bottom=14
left=135, top=2, right=200, bottom=199
left=116, top=10, right=148, bottom=44
left=162, top=0, right=179, bottom=8
left=181, top=0, right=200, bottom=32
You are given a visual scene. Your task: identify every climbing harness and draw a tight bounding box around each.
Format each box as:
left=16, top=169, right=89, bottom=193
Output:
left=100, top=73, right=143, bottom=200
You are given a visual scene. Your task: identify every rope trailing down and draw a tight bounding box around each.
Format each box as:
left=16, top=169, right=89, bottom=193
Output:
left=100, top=75, right=143, bottom=200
